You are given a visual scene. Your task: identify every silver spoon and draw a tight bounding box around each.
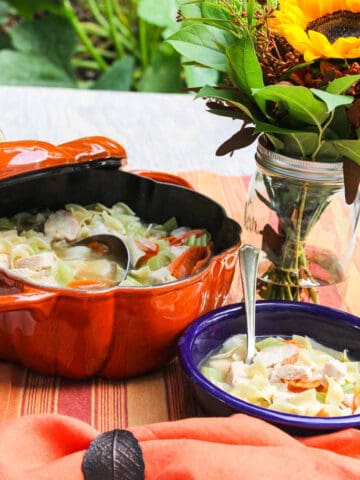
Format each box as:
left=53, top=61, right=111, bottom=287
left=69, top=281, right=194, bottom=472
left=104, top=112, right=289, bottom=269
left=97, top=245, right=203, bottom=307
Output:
left=73, top=234, right=131, bottom=283
left=239, top=244, right=260, bottom=364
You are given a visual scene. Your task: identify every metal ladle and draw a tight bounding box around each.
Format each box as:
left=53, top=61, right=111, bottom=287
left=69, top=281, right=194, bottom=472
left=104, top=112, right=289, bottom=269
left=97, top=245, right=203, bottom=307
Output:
left=239, top=244, right=260, bottom=364
left=73, top=234, right=131, bottom=283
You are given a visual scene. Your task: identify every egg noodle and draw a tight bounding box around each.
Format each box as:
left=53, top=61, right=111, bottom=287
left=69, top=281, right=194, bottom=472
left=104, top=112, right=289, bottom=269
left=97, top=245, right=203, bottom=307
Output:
left=201, top=334, right=360, bottom=417
left=0, top=202, right=212, bottom=289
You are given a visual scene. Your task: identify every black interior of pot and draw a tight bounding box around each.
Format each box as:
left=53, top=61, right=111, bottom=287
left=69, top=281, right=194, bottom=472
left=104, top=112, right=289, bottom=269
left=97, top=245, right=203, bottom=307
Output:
left=0, top=161, right=241, bottom=253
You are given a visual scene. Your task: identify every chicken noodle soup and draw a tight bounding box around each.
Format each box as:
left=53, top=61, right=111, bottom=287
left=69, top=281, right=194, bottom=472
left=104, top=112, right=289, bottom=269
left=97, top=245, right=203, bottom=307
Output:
left=201, top=334, right=360, bottom=417
left=0, top=202, right=212, bottom=289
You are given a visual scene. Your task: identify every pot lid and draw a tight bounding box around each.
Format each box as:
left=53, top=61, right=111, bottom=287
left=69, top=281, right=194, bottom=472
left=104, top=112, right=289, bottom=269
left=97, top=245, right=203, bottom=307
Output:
left=0, top=136, right=127, bottom=181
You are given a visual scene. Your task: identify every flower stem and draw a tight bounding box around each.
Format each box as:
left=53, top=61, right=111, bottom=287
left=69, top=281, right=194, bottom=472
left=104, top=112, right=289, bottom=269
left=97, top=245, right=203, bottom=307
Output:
left=311, top=111, right=335, bottom=160
left=104, top=0, right=124, bottom=58
left=63, top=0, right=108, bottom=72
left=85, top=0, right=109, bottom=30
left=139, top=19, right=149, bottom=68
left=258, top=183, right=320, bottom=303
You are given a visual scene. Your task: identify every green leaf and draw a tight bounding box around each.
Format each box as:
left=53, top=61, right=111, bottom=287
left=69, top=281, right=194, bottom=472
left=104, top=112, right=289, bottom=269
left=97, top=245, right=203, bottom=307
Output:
left=278, top=133, right=319, bottom=158
left=247, top=0, right=255, bottom=26
left=168, top=24, right=236, bottom=72
left=327, top=106, right=350, bottom=139
left=253, top=85, right=329, bottom=127
left=254, top=120, right=319, bottom=157
left=138, top=44, right=181, bottom=92
left=0, top=13, right=76, bottom=86
left=0, top=30, right=11, bottom=49
left=196, top=85, right=256, bottom=120
left=311, top=88, right=353, bottom=112
left=265, top=134, right=284, bottom=151
left=92, top=56, right=135, bottom=91
left=178, top=0, right=202, bottom=18
left=4, top=0, right=65, bottom=18
left=183, top=64, right=219, bottom=88
left=0, top=0, right=15, bottom=24
left=226, top=33, right=264, bottom=97
left=326, top=75, right=360, bottom=94
left=200, top=1, right=233, bottom=29
left=138, top=0, right=178, bottom=27
left=201, top=1, right=233, bottom=20
left=316, top=141, right=342, bottom=162
left=0, top=50, right=76, bottom=87
left=331, top=140, right=360, bottom=166
left=10, top=15, right=76, bottom=74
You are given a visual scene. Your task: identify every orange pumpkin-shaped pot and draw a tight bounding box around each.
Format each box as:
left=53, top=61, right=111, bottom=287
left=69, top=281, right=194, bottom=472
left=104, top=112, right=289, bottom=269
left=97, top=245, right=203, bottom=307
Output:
left=0, top=136, right=241, bottom=378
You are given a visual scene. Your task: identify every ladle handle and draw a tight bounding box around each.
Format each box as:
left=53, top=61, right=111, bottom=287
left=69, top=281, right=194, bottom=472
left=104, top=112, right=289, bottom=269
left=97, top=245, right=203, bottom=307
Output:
left=239, top=244, right=260, bottom=364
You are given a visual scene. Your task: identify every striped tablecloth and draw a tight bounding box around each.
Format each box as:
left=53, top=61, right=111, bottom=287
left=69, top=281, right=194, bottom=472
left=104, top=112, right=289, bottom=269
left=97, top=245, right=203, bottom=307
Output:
left=0, top=171, right=359, bottom=430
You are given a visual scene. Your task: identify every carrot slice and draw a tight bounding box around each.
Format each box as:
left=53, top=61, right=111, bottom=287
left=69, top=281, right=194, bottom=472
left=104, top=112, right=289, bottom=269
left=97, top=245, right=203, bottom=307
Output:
left=287, top=376, right=322, bottom=392
left=87, top=241, right=109, bottom=255
left=68, top=279, right=113, bottom=290
left=283, top=339, right=302, bottom=348
left=135, top=239, right=159, bottom=264
left=165, top=229, right=207, bottom=246
left=281, top=351, right=299, bottom=366
left=191, top=245, right=212, bottom=273
left=316, top=408, right=330, bottom=417
left=352, top=391, right=360, bottom=413
left=168, top=245, right=209, bottom=279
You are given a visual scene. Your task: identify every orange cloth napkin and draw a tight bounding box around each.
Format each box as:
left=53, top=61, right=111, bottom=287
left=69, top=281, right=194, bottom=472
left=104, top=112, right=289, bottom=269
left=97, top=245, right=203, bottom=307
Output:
left=0, top=413, right=360, bottom=480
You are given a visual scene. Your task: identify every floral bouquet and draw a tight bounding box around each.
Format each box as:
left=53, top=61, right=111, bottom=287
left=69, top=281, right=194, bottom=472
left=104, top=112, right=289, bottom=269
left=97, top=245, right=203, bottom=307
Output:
left=169, top=0, right=360, bottom=302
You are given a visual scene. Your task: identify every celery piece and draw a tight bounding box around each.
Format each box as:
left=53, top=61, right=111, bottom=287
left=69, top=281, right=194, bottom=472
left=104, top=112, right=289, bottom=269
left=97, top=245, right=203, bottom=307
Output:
left=316, top=392, right=326, bottom=403
left=199, top=232, right=211, bottom=246
left=185, top=232, right=211, bottom=247
left=51, top=260, right=74, bottom=286
left=29, top=242, right=39, bottom=254
left=256, top=336, right=284, bottom=350
left=147, top=252, right=172, bottom=271
left=199, top=233, right=208, bottom=246
left=342, top=382, right=354, bottom=393
left=112, top=202, right=136, bottom=215
left=186, top=234, right=197, bottom=246
left=161, top=216, right=177, bottom=233
left=200, top=366, right=225, bottom=383
left=156, top=239, right=170, bottom=251
left=121, top=275, right=143, bottom=287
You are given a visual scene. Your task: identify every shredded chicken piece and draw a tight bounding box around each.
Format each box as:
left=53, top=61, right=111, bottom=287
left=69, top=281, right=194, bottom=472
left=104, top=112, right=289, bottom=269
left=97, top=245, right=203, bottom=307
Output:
left=270, top=364, right=312, bottom=383
left=227, top=361, right=249, bottom=386
left=255, top=344, right=299, bottom=368
left=322, top=359, right=347, bottom=385
left=0, top=253, right=10, bottom=269
left=14, top=252, right=55, bottom=271
left=44, top=210, right=80, bottom=241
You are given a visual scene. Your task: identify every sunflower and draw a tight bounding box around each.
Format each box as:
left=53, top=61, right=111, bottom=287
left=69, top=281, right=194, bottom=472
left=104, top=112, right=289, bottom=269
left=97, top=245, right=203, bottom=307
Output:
left=271, top=0, right=360, bottom=61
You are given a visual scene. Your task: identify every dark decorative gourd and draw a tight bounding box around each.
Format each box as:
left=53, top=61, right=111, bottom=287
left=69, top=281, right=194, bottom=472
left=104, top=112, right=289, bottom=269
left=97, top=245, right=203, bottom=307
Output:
left=83, top=429, right=144, bottom=480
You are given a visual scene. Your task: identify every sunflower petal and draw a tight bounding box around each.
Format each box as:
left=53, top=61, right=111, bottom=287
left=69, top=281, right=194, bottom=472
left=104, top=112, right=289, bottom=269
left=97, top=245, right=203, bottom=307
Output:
left=271, top=0, right=360, bottom=60
left=332, top=36, right=360, bottom=58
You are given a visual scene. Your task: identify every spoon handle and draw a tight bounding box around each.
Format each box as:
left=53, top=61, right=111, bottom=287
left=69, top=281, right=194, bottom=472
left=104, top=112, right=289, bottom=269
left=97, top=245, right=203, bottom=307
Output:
left=239, top=244, right=260, bottom=364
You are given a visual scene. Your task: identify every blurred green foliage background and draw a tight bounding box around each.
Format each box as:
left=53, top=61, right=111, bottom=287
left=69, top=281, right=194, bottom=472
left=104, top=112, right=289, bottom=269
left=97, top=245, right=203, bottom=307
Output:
left=0, top=0, right=218, bottom=91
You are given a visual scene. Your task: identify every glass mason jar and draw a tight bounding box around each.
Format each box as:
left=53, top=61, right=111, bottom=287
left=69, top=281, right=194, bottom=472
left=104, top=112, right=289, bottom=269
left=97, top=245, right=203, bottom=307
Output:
left=243, top=139, right=360, bottom=305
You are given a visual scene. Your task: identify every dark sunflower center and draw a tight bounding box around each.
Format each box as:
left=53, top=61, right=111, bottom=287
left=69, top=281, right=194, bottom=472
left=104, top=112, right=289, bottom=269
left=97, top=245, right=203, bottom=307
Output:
left=307, top=10, right=360, bottom=44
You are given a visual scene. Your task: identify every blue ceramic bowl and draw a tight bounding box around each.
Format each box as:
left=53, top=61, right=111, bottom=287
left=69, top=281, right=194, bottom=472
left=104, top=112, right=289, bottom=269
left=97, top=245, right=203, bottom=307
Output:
left=178, top=301, right=360, bottom=433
